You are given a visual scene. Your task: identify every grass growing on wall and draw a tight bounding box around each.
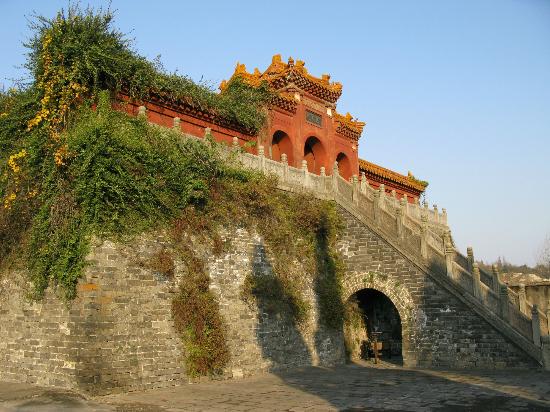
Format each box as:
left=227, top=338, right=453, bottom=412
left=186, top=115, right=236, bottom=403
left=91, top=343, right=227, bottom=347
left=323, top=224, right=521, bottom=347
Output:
left=0, top=5, right=346, bottom=376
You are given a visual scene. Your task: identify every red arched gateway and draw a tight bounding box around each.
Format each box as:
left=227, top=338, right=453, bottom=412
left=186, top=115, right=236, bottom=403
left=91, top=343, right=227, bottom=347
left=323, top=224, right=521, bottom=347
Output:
left=120, top=54, right=427, bottom=201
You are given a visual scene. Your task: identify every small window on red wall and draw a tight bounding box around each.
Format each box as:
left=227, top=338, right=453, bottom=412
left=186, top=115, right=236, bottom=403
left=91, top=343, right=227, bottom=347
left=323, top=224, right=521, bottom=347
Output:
left=306, top=110, right=322, bottom=127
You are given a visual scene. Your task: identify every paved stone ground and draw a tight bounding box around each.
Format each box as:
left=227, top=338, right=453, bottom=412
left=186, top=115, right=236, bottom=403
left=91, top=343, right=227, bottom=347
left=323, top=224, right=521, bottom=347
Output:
left=1, top=362, right=550, bottom=411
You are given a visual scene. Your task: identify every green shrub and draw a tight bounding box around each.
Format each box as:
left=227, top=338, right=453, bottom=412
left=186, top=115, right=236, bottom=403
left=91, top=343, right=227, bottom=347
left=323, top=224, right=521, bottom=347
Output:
left=24, top=5, right=271, bottom=135
left=172, top=244, right=229, bottom=377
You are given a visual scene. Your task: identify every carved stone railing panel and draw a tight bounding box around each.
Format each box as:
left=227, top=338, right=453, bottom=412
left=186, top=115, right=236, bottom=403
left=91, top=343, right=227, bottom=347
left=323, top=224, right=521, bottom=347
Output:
left=403, top=214, right=422, bottom=236
left=427, top=230, right=444, bottom=254
left=264, top=158, right=282, bottom=175
left=308, top=174, right=325, bottom=194
left=380, top=209, right=398, bottom=238
left=337, top=176, right=353, bottom=202
left=451, top=262, right=474, bottom=295
left=286, top=168, right=304, bottom=187
left=454, top=252, right=470, bottom=272
left=479, top=282, right=500, bottom=313
left=508, top=304, right=534, bottom=340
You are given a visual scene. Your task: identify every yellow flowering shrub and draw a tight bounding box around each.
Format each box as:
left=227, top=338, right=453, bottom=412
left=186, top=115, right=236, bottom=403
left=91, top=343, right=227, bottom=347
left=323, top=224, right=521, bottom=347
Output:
left=7, top=149, right=27, bottom=174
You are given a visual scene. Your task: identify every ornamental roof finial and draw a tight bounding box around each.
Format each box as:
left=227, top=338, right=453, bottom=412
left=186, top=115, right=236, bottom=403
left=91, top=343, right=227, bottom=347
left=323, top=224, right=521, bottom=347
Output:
left=288, top=56, right=294, bottom=66
left=272, top=54, right=282, bottom=64
left=235, top=62, right=247, bottom=74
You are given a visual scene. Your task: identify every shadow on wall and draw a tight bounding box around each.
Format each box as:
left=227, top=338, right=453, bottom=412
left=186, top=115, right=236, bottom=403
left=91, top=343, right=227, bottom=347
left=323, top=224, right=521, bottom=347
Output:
left=250, top=243, right=312, bottom=370
left=73, top=299, right=132, bottom=395
left=250, top=213, right=346, bottom=373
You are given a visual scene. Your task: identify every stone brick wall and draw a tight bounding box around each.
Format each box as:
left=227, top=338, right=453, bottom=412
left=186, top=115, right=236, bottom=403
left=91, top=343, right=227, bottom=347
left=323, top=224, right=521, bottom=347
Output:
left=337, top=207, right=539, bottom=369
left=0, top=237, right=185, bottom=394
left=0, top=228, right=344, bottom=395
left=211, top=229, right=344, bottom=377
left=0, top=204, right=541, bottom=395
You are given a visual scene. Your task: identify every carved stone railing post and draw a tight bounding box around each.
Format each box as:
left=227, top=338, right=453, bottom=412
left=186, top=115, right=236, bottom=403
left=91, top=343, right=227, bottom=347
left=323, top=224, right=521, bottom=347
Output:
left=466, top=247, right=474, bottom=273
left=499, top=283, right=510, bottom=321
left=281, top=153, right=288, bottom=182
left=352, top=175, right=359, bottom=204
left=360, top=172, right=367, bottom=194
left=391, top=189, right=397, bottom=208
left=423, top=200, right=429, bottom=222
left=232, top=136, right=239, bottom=150
left=491, top=264, right=500, bottom=294
left=173, top=117, right=181, bottom=130
left=420, top=214, right=428, bottom=260
left=373, top=189, right=381, bottom=226
left=302, top=160, right=309, bottom=188
left=258, top=145, right=265, bottom=172
left=518, top=284, right=528, bottom=315
left=320, top=166, right=326, bottom=192
left=396, top=198, right=405, bottom=239
left=332, top=161, right=339, bottom=195
left=472, top=263, right=482, bottom=299
left=433, top=204, right=439, bottom=224
left=138, top=105, right=147, bottom=118
left=378, top=184, right=385, bottom=211
left=532, top=304, right=541, bottom=347
left=444, top=231, right=456, bottom=281
left=403, top=195, right=410, bottom=216
left=441, top=208, right=448, bottom=225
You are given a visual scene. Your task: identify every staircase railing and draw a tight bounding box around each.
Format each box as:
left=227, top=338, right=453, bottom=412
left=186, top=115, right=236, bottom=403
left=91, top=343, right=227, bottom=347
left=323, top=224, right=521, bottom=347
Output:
left=140, top=109, right=550, bottom=354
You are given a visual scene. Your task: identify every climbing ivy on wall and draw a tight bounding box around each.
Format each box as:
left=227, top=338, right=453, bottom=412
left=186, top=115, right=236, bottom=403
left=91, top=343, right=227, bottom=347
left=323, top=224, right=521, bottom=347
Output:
left=0, top=5, right=345, bottom=376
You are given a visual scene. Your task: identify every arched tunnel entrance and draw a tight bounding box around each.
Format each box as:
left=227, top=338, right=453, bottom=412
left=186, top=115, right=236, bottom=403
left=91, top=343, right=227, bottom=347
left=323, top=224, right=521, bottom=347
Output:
left=344, top=288, right=403, bottom=365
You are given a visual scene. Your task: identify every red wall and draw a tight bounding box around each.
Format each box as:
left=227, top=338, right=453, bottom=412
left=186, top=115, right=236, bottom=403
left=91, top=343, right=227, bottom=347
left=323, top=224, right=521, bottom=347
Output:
left=118, top=93, right=360, bottom=181
left=117, top=94, right=256, bottom=153
left=268, top=95, right=359, bottom=180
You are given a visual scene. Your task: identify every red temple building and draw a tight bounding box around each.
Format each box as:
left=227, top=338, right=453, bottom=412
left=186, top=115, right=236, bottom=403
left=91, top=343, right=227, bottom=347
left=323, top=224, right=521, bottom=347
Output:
left=121, top=54, right=427, bottom=202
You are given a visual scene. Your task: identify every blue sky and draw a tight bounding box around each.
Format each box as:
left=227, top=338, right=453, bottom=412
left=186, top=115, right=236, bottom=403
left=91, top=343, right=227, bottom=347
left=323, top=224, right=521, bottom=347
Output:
left=1, top=0, right=549, bottom=265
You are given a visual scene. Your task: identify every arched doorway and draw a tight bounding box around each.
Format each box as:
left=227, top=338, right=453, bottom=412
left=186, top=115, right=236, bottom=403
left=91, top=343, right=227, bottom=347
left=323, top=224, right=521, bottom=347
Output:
left=336, top=152, right=352, bottom=181
left=271, top=130, right=293, bottom=165
left=303, top=136, right=327, bottom=174
left=344, top=288, right=403, bottom=365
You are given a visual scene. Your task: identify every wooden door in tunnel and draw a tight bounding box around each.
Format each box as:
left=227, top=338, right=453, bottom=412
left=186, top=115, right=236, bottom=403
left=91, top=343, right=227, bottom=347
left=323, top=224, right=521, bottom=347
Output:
left=344, top=288, right=403, bottom=364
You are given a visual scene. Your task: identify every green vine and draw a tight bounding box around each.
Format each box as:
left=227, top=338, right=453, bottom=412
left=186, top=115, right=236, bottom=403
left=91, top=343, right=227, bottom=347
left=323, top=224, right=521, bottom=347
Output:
left=407, top=171, right=429, bottom=188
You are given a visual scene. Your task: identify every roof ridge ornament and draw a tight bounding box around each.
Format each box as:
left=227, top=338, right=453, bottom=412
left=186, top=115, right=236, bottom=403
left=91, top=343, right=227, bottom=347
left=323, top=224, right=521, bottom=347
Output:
left=221, top=53, right=348, bottom=105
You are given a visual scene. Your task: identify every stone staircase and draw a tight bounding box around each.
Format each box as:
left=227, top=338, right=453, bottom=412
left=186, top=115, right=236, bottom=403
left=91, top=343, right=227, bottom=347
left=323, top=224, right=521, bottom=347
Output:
left=234, top=141, right=549, bottom=367
left=141, top=110, right=550, bottom=367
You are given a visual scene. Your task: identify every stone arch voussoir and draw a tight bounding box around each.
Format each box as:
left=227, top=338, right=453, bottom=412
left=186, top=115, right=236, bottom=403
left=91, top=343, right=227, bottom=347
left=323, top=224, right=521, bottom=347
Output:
left=342, top=270, right=423, bottom=366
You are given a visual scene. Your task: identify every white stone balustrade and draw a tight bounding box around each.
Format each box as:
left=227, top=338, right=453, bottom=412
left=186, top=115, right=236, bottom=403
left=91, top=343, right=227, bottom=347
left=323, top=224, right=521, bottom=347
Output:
left=144, top=117, right=550, bottom=355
